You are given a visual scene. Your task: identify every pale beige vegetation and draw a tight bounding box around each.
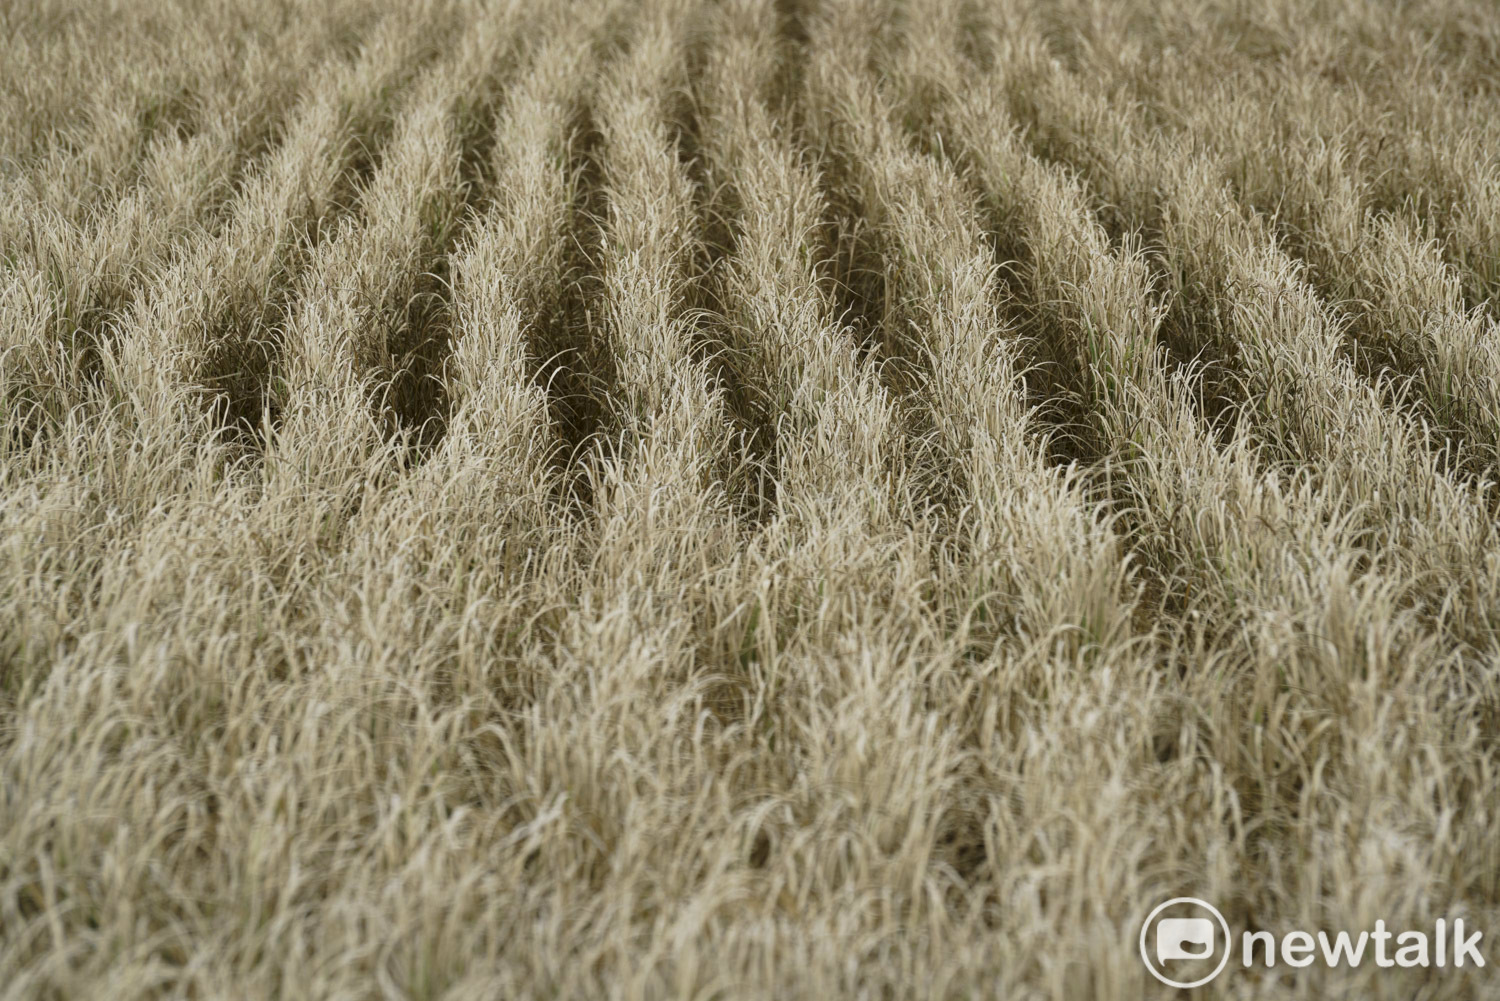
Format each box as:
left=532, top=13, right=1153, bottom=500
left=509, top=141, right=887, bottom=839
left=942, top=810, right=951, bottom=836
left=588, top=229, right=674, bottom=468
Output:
left=2, top=0, right=1499, bottom=998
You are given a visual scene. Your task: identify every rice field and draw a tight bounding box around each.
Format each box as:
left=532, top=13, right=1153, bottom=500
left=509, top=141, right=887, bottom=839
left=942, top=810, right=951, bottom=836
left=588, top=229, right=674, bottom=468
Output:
left=3, top=0, right=1500, bottom=997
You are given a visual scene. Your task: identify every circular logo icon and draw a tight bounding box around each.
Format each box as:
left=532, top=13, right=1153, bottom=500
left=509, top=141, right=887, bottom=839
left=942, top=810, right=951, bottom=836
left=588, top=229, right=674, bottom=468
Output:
left=1139, top=896, right=1232, bottom=989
